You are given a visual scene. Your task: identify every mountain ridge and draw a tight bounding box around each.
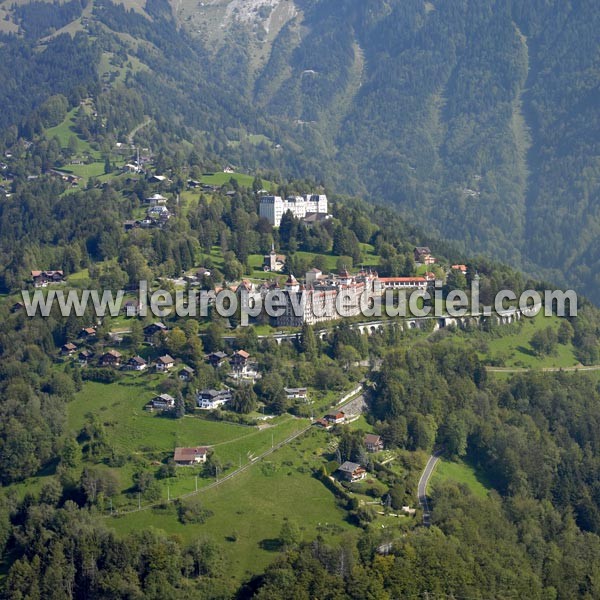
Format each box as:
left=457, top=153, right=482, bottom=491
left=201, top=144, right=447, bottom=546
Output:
left=0, top=0, right=598, bottom=299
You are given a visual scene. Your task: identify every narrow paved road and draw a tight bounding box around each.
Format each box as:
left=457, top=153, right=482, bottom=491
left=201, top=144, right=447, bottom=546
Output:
left=417, top=451, right=441, bottom=526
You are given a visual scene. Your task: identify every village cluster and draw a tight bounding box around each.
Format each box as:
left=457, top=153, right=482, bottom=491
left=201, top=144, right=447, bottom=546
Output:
left=58, top=321, right=269, bottom=405
left=20, top=179, right=467, bottom=510
left=57, top=310, right=419, bottom=508
left=26, top=244, right=470, bottom=326
left=51, top=310, right=411, bottom=499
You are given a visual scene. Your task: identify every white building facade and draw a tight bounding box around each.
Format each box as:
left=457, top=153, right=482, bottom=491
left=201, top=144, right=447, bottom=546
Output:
left=259, top=194, right=329, bottom=226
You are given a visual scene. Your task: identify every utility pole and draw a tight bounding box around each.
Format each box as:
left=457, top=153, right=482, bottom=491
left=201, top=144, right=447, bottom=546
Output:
left=272, top=432, right=274, bottom=449
left=137, top=493, right=140, bottom=510
left=195, top=476, right=198, bottom=492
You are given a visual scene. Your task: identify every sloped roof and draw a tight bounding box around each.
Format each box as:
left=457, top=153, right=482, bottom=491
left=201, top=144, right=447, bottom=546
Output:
left=364, top=434, right=382, bottom=445
left=174, top=447, right=209, bottom=461
left=157, top=354, right=175, bottom=364
left=338, top=461, right=362, bottom=473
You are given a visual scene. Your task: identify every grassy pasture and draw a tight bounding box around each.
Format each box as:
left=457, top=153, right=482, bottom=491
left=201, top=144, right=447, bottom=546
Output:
left=110, top=428, right=355, bottom=583
left=431, top=458, right=490, bottom=499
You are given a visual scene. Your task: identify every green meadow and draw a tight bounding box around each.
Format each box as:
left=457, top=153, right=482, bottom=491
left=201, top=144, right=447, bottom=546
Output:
left=45, top=108, right=83, bottom=148
left=66, top=374, right=314, bottom=506
left=200, top=172, right=276, bottom=190
left=108, top=428, right=356, bottom=583
left=68, top=376, right=309, bottom=457
left=482, top=313, right=579, bottom=369
left=431, top=458, right=490, bottom=500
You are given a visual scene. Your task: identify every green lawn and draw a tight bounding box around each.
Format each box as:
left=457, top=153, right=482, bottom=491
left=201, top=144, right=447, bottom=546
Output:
left=109, top=429, right=356, bottom=583
left=199, top=246, right=225, bottom=270
left=45, top=108, right=100, bottom=160
left=206, top=240, right=378, bottom=285
left=208, top=415, right=309, bottom=468
left=294, top=251, right=339, bottom=271
left=98, top=51, right=148, bottom=86
left=200, top=172, right=275, bottom=189
left=45, top=115, right=130, bottom=185
left=347, top=415, right=376, bottom=433
left=482, top=314, right=579, bottom=369
left=67, top=268, right=90, bottom=283
left=178, top=190, right=200, bottom=217
left=45, top=108, right=81, bottom=148
left=45, top=107, right=127, bottom=185
left=67, top=376, right=313, bottom=507
left=247, top=133, right=271, bottom=145
left=68, top=161, right=115, bottom=179
left=431, top=458, right=490, bottom=499
left=359, top=243, right=381, bottom=268
left=68, top=376, right=253, bottom=454
left=227, top=133, right=272, bottom=148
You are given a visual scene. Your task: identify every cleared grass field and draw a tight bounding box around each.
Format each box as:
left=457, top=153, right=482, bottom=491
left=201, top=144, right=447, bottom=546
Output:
left=44, top=108, right=130, bottom=185
left=431, top=458, right=490, bottom=499
left=200, top=172, right=275, bottom=190
left=45, top=108, right=81, bottom=148
left=67, top=376, right=314, bottom=508
left=359, top=243, right=381, bottom=267
left=110, top=429, right=356, bottom=583
left=347, top=415, right=376, bottom=433
left=67, top=268, right=91, bottom=283
left=482, top=314, right=579, bottom=369
left=227, top=133, right=272, bottom=148
left=68, top=377, right=305, bottom=458
left=68, top=377, right=249, bottom=450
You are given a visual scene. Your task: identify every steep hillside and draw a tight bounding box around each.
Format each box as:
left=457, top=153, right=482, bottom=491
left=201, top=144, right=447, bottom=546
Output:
left=175, top=0, right=600, bottom=299
left=0, top=0, right=598, bottom=299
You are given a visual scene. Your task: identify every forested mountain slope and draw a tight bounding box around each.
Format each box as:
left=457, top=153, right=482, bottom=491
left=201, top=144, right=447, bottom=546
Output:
left=0, top=0, right=598, bottom=299
left=234, top=0, right=600, bottom=298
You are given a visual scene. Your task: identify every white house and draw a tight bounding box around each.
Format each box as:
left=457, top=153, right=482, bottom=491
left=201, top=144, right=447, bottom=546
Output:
left=145, top=193, right=167, bottom=206
left=259, top=194, right=328, bottom=226
left=174, top=446, right=209, bottom=465
left=197, top=389, right=232, bottom=410
left=146, top=393, right=175, bottom=411
left=155, top=355, right=175, bottom=372
left=285, top=387, right=308, bottom=401
left=127, top=355, right=147, bottom=371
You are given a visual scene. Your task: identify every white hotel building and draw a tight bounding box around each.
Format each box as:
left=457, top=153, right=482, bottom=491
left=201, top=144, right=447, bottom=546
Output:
left=259, top=194, right=329, bottom=226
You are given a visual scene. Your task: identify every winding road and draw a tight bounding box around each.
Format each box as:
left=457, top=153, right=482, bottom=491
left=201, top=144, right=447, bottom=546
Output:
left=127, top=118, right=152, bottom=146
left=417, top=451, right=442, bottom=527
